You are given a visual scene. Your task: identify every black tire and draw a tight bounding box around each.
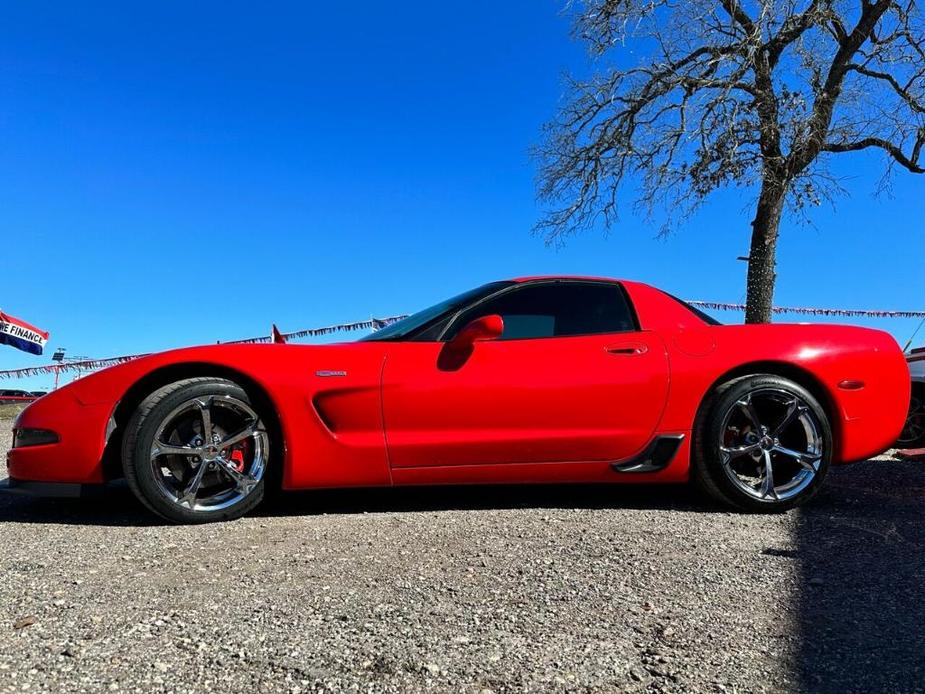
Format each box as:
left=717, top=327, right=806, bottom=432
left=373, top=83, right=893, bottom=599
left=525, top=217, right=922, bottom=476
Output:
left=896, top=387, right=925, bottom=449
left=693, top=374, right=832, bottom=512
left=122, top=377, right=271, bottom=524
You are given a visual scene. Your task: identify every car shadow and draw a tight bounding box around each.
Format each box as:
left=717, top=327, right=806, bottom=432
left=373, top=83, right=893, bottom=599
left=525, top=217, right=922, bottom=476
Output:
left=0, top=479, right=712, bottom=527
left=0, top=481, right=160, bottom=527
left=259, top=481, right=709, bottom=517
left=794, top=459, right=925, bottom=692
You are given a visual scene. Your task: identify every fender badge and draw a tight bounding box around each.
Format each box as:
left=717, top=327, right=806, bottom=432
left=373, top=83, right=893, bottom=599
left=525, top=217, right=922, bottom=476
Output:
left=316, top=370, right=347, bottom=377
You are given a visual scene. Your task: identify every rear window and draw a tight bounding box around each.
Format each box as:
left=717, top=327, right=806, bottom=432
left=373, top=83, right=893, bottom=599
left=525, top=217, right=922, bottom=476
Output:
left=664, top=293, right=722, bottom=326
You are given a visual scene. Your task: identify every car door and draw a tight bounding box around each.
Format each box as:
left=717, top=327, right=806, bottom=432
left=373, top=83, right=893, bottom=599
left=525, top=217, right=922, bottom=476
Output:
left=381, top=280, right=670, bottom=469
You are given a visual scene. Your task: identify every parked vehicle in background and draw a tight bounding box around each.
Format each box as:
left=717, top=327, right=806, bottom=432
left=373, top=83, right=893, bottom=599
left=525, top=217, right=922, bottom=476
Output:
left=0, top=390, right=37, bottom=405
left=897, top=348, right=925, bottom=449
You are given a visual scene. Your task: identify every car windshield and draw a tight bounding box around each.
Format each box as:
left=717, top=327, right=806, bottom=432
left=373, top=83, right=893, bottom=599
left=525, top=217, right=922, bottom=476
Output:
left=360, top=282, right=512, bottom=341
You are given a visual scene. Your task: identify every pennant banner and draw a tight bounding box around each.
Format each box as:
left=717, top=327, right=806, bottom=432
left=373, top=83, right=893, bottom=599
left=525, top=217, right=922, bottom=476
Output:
left=226, top=316, right=407, bottom=345
left=0, top=354, right=146, bottom=380
left=2, top=300, right=925, bottom=381
left=687, top=301, right=925, bottom=318
left=0, top=311, right=50, bottom=356
left=0, top=314, right=407, bottom=380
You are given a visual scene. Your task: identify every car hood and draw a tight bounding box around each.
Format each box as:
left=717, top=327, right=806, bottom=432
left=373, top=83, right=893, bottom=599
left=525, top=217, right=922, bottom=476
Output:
left=17, top=341, right=390, bottom=421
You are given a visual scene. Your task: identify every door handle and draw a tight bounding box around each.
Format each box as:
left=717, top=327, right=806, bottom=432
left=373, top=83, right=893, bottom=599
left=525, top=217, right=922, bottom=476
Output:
left=605, top=342, right=648, bottom=355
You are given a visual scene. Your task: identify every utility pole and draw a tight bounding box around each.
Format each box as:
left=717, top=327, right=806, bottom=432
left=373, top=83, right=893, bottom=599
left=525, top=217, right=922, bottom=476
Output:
left=51, top=348, right=66, bottom=390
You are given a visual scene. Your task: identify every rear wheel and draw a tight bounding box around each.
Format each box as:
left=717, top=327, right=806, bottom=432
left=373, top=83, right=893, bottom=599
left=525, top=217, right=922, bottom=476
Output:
left=694, top=374, right=832, bottom=512
left=122, top=378, right=271, bottom=524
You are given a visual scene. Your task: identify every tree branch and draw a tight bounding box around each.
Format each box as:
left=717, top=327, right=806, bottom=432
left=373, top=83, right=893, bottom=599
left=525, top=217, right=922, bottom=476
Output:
left=823, top=135, right=925, bottom=172
left=788, top=0, right=894, bottom=175
left=719, top=0, right=758, bottom=38
left=765, top=0, right=825, bottom=67
left=847, top=63, right=925, bottom=114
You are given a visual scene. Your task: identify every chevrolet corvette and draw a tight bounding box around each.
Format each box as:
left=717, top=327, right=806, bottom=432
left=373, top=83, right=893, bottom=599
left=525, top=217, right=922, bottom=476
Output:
left=3, top=277, right=910, bottom=523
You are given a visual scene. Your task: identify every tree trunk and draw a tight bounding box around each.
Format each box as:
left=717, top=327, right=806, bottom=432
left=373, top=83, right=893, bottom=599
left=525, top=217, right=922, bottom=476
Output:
left=744, top=179, right=787, bottom=324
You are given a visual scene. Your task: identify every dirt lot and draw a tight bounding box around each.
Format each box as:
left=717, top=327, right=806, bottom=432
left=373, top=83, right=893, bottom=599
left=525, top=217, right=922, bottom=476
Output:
left=1, top=419, right=923, bottom=694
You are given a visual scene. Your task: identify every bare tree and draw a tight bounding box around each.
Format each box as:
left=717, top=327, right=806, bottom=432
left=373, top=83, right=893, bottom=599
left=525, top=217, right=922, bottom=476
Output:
left=536, top=0, right=925, bottom=322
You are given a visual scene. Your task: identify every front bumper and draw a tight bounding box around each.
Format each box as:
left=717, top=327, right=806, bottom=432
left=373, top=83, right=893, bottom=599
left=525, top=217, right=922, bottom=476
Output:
left=6, top=395, right=113, bottom=484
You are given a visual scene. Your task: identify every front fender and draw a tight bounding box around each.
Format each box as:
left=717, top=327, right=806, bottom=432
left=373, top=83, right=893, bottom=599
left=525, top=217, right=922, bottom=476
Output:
left=10, top=342, right=395, bottom=489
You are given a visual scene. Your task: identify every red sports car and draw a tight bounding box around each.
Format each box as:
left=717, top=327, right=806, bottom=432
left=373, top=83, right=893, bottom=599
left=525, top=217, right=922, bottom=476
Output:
left=3, top=277, right=910, bottom=523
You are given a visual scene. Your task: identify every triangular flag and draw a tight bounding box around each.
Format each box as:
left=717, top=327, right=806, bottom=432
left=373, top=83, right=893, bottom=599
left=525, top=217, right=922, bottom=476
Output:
left=271, top=324, right=287, bottom=344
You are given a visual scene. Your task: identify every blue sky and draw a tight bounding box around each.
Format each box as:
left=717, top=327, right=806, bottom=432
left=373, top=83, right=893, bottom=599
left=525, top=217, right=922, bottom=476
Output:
left=0, top=1, right=922, bottom=389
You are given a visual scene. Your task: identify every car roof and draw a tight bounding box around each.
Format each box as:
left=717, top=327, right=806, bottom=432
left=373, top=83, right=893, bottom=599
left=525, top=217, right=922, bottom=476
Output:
left=510, top=275, right=625, bottom=284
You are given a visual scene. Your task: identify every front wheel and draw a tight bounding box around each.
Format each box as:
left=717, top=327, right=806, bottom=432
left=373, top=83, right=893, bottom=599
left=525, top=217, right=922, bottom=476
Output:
left=122, top=378, right=271, bottom=524
left=694, top=374, right=832, bottom=512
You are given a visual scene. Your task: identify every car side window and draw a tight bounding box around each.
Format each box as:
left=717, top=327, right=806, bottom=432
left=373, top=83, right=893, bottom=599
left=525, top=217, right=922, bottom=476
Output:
left=444, top=282, right=636, bottom=341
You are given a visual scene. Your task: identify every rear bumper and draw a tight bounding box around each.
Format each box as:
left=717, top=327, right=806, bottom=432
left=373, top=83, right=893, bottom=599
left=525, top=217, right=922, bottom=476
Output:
left=833, top=351, right=911, bottom=463
left=0, top=477, right=105, bottom=498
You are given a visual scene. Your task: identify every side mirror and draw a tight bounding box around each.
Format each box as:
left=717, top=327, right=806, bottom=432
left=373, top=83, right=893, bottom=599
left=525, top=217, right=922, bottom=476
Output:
left=449, top=315, right=504, bottom=350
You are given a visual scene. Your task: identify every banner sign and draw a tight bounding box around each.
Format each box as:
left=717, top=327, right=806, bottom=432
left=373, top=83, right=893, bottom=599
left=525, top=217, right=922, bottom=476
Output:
left=0, top=311, right=50, bottom=356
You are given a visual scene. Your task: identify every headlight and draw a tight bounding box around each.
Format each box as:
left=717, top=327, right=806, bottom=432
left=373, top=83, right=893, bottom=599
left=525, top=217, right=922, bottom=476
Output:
left=13, top=428, right=59, bottom=448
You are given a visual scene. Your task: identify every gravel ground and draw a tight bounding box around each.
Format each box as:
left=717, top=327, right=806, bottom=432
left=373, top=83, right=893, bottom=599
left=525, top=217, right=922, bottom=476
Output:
left=1, top=419, right=923, bottom=693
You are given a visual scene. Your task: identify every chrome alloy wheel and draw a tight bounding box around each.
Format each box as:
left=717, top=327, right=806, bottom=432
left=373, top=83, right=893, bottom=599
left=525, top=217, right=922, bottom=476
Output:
left=149, top=395, right=268, bottom=512
left=718, top=388, right=824, bottom=502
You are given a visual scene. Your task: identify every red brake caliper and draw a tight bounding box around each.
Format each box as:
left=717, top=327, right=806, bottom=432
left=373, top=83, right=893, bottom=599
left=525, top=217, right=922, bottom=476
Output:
left=229, top=449, right=246, bottom=473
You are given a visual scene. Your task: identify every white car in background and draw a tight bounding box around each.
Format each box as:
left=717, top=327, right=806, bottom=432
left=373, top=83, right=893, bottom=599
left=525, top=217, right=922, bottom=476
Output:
left=898, top=349, right=925, bottom=448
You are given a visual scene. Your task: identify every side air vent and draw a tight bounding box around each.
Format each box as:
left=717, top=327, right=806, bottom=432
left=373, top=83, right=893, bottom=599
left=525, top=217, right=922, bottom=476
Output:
left=611, top=435, right=685, bottom=473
